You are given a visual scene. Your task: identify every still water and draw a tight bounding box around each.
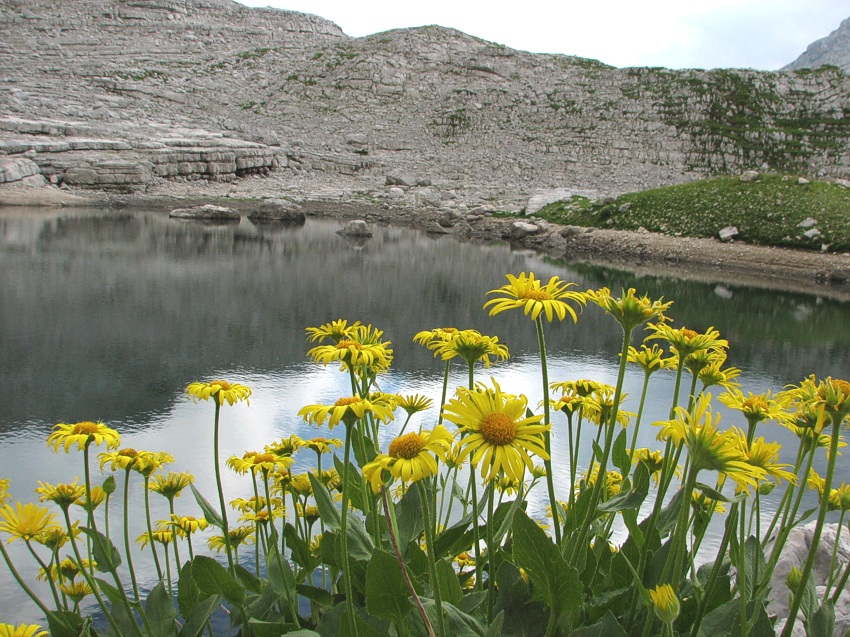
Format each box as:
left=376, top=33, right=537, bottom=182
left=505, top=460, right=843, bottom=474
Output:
left=2, top=207, right=850, bottom=624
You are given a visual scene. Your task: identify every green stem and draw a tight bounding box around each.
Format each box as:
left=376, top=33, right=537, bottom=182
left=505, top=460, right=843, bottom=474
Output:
left=438, top=360, right=451, bottom=425
left=486, top=480, right=497, bottom=624
left=122, top=468, right=142, bottom=602
left=0, top=538, right=53, bottom=617
left=212, top=400, right=235, bottom=573
left=419, top=483, right=446, bottom=637
left=340, top=422, right=360, bottom=637
left=143, top=476, right=164, bottom=581
left=535, top=316, right=561, bottom=546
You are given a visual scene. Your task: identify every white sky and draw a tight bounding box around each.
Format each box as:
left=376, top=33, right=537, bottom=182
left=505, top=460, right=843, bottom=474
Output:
left=234, top=0, right=848, bottom=70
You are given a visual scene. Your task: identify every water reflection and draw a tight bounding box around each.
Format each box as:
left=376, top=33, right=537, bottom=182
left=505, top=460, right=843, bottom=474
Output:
left=2, top=207, right=850, bottom=623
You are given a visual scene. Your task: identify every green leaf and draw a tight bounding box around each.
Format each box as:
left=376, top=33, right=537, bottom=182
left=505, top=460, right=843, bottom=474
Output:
left=396, top=481, right=425, bottom=552
left=366, top=547, right=413, bottom=625
left=435, top=557, right=463, bottom=607
left=597, top=469, right=649, bottom=513
left=285, top=523, right=316, bottom=571
left=191, top=555, right=244, bottom=606
left=567, top=610, right=628, bottom=637
left=267, top=549, right=297, bottom=599
left=235, top=563, right=263, bottom=594
left=145, top=582, right=178, bottom=637
left=485, top=611, right=505, bottom=637
left=177, top=560, right=201, bottom=618
left=345, top=514, right=375, bottom=562
left=434, top=518, right=473, bottom=558
left=335, top=454, right=368, bottom=512
left=612, top=428, right=630, bottom=475
left=309, top=472, right=341, bottom=530
left=511, top=509, right=582, bottom=624
left=190, top=484, right=224, bottom=529
left=297, top=584, right=336, bottom=608
left=79, top=526, right=122, bottom=572
left=810, top=600, right=836, bottom=637
left=696, top=599, right=737, bottom=637
left=179, top=594, right=222, bottom=637
left=799, top=566, right=819, bottom=623
left=46, top=610, right=86, bottom=637
left=339, top=609, right=380, bottom=637
left=655, top=487, right=684, bottom=537
left=739, top=536, right=765, bottom=599
left=437, top=600, right=487, bottom=636
left=94, top=577, right=136, bottom=637
left=247, top=619, right=305, bottom=637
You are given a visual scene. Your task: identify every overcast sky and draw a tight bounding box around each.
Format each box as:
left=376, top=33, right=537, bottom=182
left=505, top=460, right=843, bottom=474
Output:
left=234, top=0, right=848, bottom=70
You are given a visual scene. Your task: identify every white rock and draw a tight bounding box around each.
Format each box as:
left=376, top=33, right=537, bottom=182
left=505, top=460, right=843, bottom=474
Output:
left=718, top=226, right=739, bottom=242
left=388, top=187, right=404, bottom=198
left=510, top=221, right=539, bottom=239
left=798, top=177, right=810, bottom=185
left=168, top=204, right=240, bottom=220
left=739, top=170, right=759, bottom=182
left=798, top=217, right=818, bottom=229
left=338, top=219, right=372, bottom=237
left=526, top=188, right=574, bottom=215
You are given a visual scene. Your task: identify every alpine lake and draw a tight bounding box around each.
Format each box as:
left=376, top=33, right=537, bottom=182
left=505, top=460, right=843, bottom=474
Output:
left=2, top=206, right=850, bottom=624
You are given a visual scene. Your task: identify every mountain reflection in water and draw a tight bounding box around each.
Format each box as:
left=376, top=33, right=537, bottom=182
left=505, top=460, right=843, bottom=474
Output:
left=2, top=207, right=850, bottom=624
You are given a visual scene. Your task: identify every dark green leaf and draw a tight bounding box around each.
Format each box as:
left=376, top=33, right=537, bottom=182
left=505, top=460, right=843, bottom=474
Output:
left=612, top=429, right=630, bottom=475
left=297, top=584, right=335, bottom=608
left=246, top=584, right=280, bottom=622
left=366, top=547, right=413, bottom=624
left=177, top=560, right=201, bottom=618
left=267, top=549, right=297, bottom=599
left=592, top=440, right=604, bottom=464
left=190, top=484, right=224, bottom=529
left=485, top=611, right=504, bottom=637
left=655, top=488, right=684, bottom=537
left=438, top=601, right=487, bottom=636
left=191, top=555, right=244, bottom=606
left=799, top=566, right=819, bottom=623
left=435, top=557, right=463, bottom=607
left=511, top=509, right=582, bottom=624
left=567, top=610, right=628, bottom=637
left=309, top=472, right=341, bottom=531
left=346, top=515, right=375, bottom=562
left=285, top=523, right=316, bottom=571
left=46, top=610, right=86, bottom=637
left=179, top=594, right=222, bottom=637
left=434, top=519, right=473, bottom=559
left=334, top=454, right=367, bottom=512
left=810, top=600, right=836, bottom=637
left=101, top=475, right=117, bottom=495
left=93, top=577, right=136, bottom=637
left=235, top=563, right=263, bottom=594
left=79, top=526, right=121, bottom=572
left=696, top=599, right=737, bottom=637
left=339, top=609, right=380, bottom=637
left=247, top=619, right=305, bottom=637
left=396, top=481, right=425, bottom=553
left=145, top=582, right=178, bottom=637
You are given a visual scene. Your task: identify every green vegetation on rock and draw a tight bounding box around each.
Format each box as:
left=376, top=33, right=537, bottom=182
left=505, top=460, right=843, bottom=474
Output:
left=534, top=174, right=850, bottom=252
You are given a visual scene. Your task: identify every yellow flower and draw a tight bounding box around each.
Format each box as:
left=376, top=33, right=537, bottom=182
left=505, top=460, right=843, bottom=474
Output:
left=302, top=436, right=343, bottom=455
left=170, top=515, right=209, bottom=535
left=136, top=529, right=174, bottom=548
left=494, top=474, right=523, bottom=496
left=633, top=448, right=665, bottom=482
left=307, top=324, right=393, bottom=372
left=579, top=464, right=624, bottom=499
left=720, top=388, right=793, bottom=427
left=132, top=451, right=174, bottom=477
left=186, top=379, right=252, bottom=406
left=231, top=495, right=281, bottom=513
left=362, top=425, right=453, bottom=492
left=691, top=490, right=726, bottom=515
left=74, top=485, right=106, bottom=513
left=582, top=385, right=633, bottom=427
left=655, top=394, right=765, bottom=490
left=0, top=624, right=49, bottom=637
left=646, top=323, right=728, bottom=359
left=295, top=504, right=320, bottom=524
left=738, top=436, right=796, bottom=487
left=59, top=580, right=93, bottom=604
left=288, top=474, right=313, bottom=497
left=298, top=394, right=395, bottom=430
left=98, top=448, right=141, bottom=472
left=149, top=471, right=194, bottom=500
left=550, top=379, right=603, bottom=398
left=649, top=584, right=680, bottom=624
left=551, top=393, right=584, bottom=417
left=627, top=343, right=676, bottom=376
left=415, top=328, right=509, bottom=368
left=484, top=272, right=586, bottom=322
left=306, top=319, right=362, bottom=343
left=267, top=434, right=305, bottom=456
left=35, top=479, right=86, bottom=509
left=586, top=287, right=672, bottom=332
left=817, top=377, right=850, bottom=418
left=208, top=526, right=254, bottom=552
left=33, top=522, right=78, bottom=551
left=697, top=356, right=742, bottom=391
left=0, top=502, right=58, bottom=542
left=47, top=421, right=120, bottom=453
left=310, top=533, right=323, bottom=558
left=443, top=379, right=549, bottom=482
left=227, top=451, right=292, bottom=475
left=0, top=479, right=10, bottom=506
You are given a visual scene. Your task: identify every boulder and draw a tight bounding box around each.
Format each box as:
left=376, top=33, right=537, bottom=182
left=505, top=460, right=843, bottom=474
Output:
left=739, top=170, right=759, bottom=182
left=510, top=221, right=539, bottom=240
left=415, top=187, right=444, bottom=207
left=385, top=172, right=417, bottom=188
left=798, top=217, right=818, bottom=229
left=0, top=157, right=41, bottom=183
left=798, top=177, right=811, bottom=185
left=246, top=199, right=305, bottom=224
left=718, top=226, right=739, bottom=242
left=338, top=219, right=372, bottom=237
left=168, top=204, right=241, bottom=220
left=388, top=187, right=405, bottom=199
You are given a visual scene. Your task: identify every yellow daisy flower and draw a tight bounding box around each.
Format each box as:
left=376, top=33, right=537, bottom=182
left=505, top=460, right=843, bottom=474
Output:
left=47, top=421, right=120, bottom=453
left=169, top=515, right=209, bottom=535
left=136, top=529, right=174, bottom=549
left=737, top=435, right=796, bottom=486
left=298, top=394, right=395, bottom=430
left=208, top=526, right=254, bottom=552
left=306, top=319, right=362, bottom=343
left=33, top=522, right=78, bottom=551
left=149, top=471, right=194, bottom=500
left=0, top=624, right=49, bottom=637
left=267, top=434, right=305, bottom=456
left=0, top=479, right=10, bottom=506
left=59, top=581, right=93, bottom=604
left=74, top=485, right=106, bottom=513
left=586, top=287, right=672, bottom=332
left=484, top=271, right=587, bottom=322
left=307, top=324, right=393, bottom=372
left=550, top=378, right=603, bottom=398
left=35, top=479, right=86, bottom=509
left=288, top=474, right=313, bottom=497
left=646, top=323, right=728, bottom=359
left=132, top=450, right=174, bottom=477
left=649, top=584, right=680, bottom=625
left=186, top=379, right=252, bottom=406
left=415, top=328, right=509, bottom=368
left=361, top=425, right=453, bottom=492
left=442, top=379, right=549, bottom=482
left=697, top=357, right=742, bottom=391
left=0, top=502, right=58, bottom=542
left=309, top=533, right=323, bottom=558
left=719, top=388, right=792, bottom=426
left=227, top=451, right=292, bottom=475
left=98, top=448, right=141, bottom=472
left=230, top=495, right=282, bottom=513
left=302, top=436, right=342, bottom=455
left=627, top=343, right=676, bottom=376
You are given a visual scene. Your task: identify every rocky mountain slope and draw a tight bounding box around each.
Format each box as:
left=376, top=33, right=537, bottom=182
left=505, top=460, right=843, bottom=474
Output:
left=1, top=0, right=850, bottom=199
left=784, top=17, right=850, bottom=73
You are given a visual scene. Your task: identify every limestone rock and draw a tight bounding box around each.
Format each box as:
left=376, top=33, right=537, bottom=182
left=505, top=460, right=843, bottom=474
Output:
left=385, top=172, right=417, bottom=188
left=246, top=199, right=305, bottom=224
left=526, top=188, right=574, bottom=215
left=718, top=226, right=739, bottom=242
left=510, top=221, right=539, bottom=240
left=415, top=187, right=444, bottom=207
left=388, top=187, right=405, bottom=199
left=338, top=219, right=372, bottom=237
left=798, top=217, right=818, bottom=229
left=0, top=157, right=41, bottom=183
left=798, top=177, right=811, bottom=185
left=739, top=170, right=760, bottom=183
left=168, top=204, right=241, bottom=220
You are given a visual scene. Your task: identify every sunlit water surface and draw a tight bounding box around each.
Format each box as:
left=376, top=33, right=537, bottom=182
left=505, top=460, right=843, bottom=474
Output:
left=2, top=207, right=850, bottom=624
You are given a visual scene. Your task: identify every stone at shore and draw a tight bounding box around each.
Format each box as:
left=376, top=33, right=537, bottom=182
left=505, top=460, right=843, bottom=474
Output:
left=718, top=226, right=739, bottom=242
left=0, top=157, right=42, bottom=184
left=168, top=204, right=241, bottom=220
left=338, top=219, right=372, bottom=237
left=740, top=170, right=760, bottom=183
left=246, top=199, right=306, bottom=224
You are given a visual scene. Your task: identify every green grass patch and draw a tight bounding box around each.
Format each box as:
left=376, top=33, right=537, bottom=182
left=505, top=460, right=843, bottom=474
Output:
left=534, top=174, right=850, bottom=252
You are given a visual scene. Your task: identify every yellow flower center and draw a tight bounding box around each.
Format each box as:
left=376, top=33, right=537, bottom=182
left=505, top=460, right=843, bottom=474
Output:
left=211, top=379, right=231, bottom=390
left=334, top=396, right=360, bottom=407
left=72, top=422, right=100, bottom=435
left=253, top=453, right=275, bottom=464
left=520, top=289, right=550, bottom=301
left=681, top=328, right=698, bottom=340
left=336, top=340, right=363, bottom=350
left=822, top=379, right=850, bottom=399
left=742, top=397, right=769, bottom=412
left=389, top=432, right=426, bottom=459
left=119, top=448, right=138, bottom=458
left=479, top=412, right=517, bottom=446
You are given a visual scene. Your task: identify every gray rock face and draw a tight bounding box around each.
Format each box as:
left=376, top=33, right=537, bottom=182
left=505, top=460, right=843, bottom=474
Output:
left=0, top=1, right=849, bottom=199
left=784, top=17, right=850, bottom=73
